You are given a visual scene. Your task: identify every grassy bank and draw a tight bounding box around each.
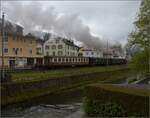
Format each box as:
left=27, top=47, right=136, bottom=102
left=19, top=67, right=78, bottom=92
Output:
left=1, top=66, right=131, bottom=106
left=11, top=65, right=128, bottom=83
left=83, top=84, right=149, bottom=117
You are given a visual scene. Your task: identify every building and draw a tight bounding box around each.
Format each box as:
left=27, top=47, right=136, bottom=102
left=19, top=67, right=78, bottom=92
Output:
left=44, top=37, right=79, bottom=57
left=0, top=30, right=44, bottom=68
left=103, top=48, right=125, bottom=59
left=78, top=48, right=103, bottom=58
left=103, top=50, right=113, bottom=58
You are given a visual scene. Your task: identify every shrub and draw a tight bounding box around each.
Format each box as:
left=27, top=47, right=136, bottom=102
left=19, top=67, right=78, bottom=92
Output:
left=83, top=97, right=125, bottom=117
left=83, top=84, right=149, bottom=117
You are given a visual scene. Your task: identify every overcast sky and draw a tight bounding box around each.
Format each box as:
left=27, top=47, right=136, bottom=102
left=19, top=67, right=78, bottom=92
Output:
left=1, top=1, right=141, bottom=47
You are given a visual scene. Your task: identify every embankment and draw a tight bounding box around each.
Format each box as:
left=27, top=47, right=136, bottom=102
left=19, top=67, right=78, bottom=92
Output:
left=1, top=67, right=129, bottom=106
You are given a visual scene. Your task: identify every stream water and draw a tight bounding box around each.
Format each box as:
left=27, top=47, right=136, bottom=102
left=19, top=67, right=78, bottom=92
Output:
left=1, top=88, right=84, bottom=118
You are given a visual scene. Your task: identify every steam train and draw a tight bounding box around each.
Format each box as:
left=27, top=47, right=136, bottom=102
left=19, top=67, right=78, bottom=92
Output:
left=36, top=56, right=127, bottom=68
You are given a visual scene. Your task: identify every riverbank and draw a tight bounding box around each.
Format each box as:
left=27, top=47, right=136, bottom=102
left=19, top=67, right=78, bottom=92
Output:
left=1, top=66, right=131, bottom=107
left=11, top=65, right=128, bottom=83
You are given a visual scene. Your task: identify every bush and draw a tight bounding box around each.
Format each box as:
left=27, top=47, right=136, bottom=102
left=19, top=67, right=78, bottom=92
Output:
left=83, top=84, right=149, bottom=117
left=83, top=97, right=125, bottom=117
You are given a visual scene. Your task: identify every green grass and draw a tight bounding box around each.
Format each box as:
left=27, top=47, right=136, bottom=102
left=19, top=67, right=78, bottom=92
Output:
left=11, top=65, right=128, bottom=83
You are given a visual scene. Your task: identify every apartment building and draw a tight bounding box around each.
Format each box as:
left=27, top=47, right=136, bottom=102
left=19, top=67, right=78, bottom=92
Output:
left=0, top=32, right=44, bottom=68
left=78, top=48, right=103, bottom=58
left=44, top=37, right=79, bottom=57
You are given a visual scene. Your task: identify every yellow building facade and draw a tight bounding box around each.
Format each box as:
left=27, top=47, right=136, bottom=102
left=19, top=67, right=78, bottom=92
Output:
left=0, top=33, right=44, bottom=68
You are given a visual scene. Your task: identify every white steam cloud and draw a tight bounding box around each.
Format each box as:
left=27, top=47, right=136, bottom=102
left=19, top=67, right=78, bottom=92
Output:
left=2, top=1, right=105, bottom=49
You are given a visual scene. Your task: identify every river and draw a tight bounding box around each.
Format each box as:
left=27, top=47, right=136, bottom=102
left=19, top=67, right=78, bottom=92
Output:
left=1, top=88, right=84, bottom=118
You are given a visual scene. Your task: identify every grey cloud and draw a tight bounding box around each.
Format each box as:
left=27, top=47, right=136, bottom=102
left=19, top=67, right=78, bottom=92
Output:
left=2, top=1, right=105, bottom=49
left=2, top=1, right=141, bottom=48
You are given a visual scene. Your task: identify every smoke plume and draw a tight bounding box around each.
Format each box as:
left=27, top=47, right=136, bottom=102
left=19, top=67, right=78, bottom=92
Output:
left=2, top=1, right=105, bottom=49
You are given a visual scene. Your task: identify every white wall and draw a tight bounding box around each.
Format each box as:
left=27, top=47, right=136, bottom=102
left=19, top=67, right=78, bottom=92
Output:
left=80, top=50, right=103, bottom=58
left=44, top=38, right=78, bottom=57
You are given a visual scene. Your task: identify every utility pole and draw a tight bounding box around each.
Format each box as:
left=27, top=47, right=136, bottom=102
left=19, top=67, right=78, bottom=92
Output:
left=1, top=12, right=5, bottom=81
left=106, top=39, right=109, bottom=66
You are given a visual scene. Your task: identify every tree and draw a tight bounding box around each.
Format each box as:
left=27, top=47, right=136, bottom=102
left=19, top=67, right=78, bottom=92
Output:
left=128, top=0, right=150, bottom=78
left=43, top=33, right=51, bottom=41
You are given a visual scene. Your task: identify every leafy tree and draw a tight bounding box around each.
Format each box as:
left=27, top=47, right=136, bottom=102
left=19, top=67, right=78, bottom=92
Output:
left=128, top=0, right=150, bottom=78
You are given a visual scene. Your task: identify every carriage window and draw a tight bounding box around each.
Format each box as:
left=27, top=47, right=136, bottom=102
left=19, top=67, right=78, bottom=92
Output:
left=54, top=58, right=57, bottom=62
left=66, top=58, right=68, bottom=62
left=58, top=58, right=61, bottom=62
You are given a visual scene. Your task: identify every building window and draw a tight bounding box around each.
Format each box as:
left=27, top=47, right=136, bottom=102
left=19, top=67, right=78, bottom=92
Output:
left=78, top=53, right=83, bottom=57
left=20, top=48, right=22, bottom=52
left=45, top=45, right=49, bottom=50
left=91, top=52, right=94, bottom=55
left=86, top=52, right=88, bottom=55
left=52, top=52, right=55, bottom=56
left=12, top=48, right=18, bottom=54
left=4, top=48, right=8, bottom=53
left=29, top=49, right=32, bottom=54
left=46, top=52, right=49, bottom=56
left=58, top=45, right=63, bottom=49
left=58, top=51, right=63, bottom=56
left=12, top=48, right=15, bottom=52
left=72, top=52, right=75, bottom=56
left=4, top=33, right=8, bottom=42
left=56, top=39, right=59, bottom=43
left=36, top=48, right=41, bottom=54
left=62, top=58, right=65, bottom=62
left=13, top=35, right=16, bottom=40
left=52, top=45, right=56, bottom=49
